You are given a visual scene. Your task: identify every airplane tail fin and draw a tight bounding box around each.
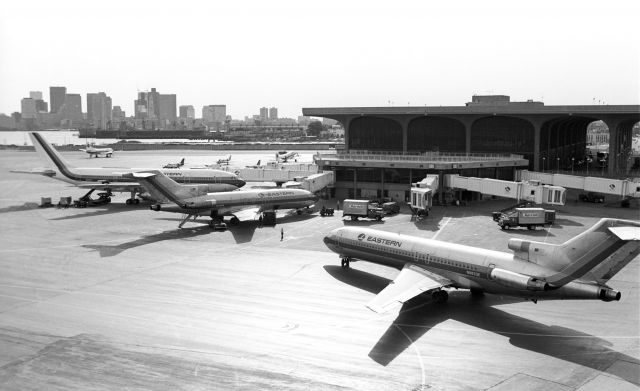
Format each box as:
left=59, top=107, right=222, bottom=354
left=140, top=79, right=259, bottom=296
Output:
left=180, top=158, right=185, bottom=166
left=544, top=219, right=640, bottom=287
left=129, top=170, right=204, bottom=206
left=29, top=132, right=77, bottom=179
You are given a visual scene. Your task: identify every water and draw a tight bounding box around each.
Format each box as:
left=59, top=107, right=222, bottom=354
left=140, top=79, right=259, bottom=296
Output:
left=0, top=130, right=218, bottom=146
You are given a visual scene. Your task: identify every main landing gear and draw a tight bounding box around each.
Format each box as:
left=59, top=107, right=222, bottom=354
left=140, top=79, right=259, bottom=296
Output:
left=340, top=257, right=351, bottom=269
left=125, top=190, right=140, bottom=205
left=432, top=289, right=449, bottom=303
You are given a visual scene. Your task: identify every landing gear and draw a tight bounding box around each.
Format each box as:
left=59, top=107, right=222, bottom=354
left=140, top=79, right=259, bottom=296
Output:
left=126, top=190, right=140, bottom=205
left=209, top=218, right=227, bottom=231
left=340, top=257, right=351, bottom=269
left=432, top=290, right=449, bottom=303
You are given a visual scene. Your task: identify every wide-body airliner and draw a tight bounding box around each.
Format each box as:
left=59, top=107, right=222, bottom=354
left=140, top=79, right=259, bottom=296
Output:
left=324, top=219, right=639, bottom=313
left=15, top=132, right=245, bottom=204
left=129, top=170, right=318, bottom=228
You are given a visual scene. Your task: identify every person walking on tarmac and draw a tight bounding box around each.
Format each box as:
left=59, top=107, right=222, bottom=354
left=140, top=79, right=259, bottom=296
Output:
left=280, top=227, right=284, bottom=241
left=336, top=200, right=340, bottom=210
left=258, top=214, right=263, bottom=228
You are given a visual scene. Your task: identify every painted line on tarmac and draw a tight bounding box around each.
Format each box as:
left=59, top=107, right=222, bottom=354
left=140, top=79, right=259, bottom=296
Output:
left=431, top=217, right=451, bottom=240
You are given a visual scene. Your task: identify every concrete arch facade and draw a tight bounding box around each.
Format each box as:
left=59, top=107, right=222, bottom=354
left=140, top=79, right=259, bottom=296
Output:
left=470, top=116, right=535, bottom=169
left=348, top=116, right=403, bottom=151
left=407, top=116, right=466, bottom=152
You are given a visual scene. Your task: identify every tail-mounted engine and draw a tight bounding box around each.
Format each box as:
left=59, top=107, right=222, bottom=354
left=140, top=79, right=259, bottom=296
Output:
left=490, top=268, right=549, bottom=291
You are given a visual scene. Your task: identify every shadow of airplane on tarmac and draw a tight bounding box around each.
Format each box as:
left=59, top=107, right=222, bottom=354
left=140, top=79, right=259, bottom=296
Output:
left=83, top=225, right=213, bottom=257
left=0, top=202, right=40, bottom=213
left=49, top=203, right=143, bottom=220
left=324, top=265, right=639, bottom=384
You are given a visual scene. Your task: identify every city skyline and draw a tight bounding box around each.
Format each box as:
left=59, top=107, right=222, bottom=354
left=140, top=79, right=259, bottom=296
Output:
left=1, top=1, right=638, bottom=119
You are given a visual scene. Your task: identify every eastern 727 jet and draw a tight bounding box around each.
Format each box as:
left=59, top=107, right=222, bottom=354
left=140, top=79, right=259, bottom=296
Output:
left=323, top=219, right=639, bottom=313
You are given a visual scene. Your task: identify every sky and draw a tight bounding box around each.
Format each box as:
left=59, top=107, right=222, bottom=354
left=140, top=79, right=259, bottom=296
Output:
left=1, top=0, right=638, bottom=119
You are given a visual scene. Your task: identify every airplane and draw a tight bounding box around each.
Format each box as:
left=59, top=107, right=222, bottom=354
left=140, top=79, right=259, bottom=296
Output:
left=14, top=132, right=245, bottom=205
left=163, top=158, right=185, bottom=169
left=276, top=151, right=298, bottom=162
left=79, top=145, right=114, bottom=158
left=216, top=155, right=232, bottom=165
left=245, top=160, right=262, bottom=169
left=323, top=218, right=640, bottom=313
left=128, top=170, right=319, bottom=228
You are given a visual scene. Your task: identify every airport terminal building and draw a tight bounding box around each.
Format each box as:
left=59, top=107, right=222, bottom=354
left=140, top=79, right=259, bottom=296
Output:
left=304, top=96, right=639, bottom=201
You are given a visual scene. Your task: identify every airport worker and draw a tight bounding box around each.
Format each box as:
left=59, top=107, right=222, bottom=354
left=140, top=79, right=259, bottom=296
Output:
left=336, top=200, right=340, bottom=210
left=281, top=228, right=284, bottom=241
left=258, top=215, right=263, bottom=227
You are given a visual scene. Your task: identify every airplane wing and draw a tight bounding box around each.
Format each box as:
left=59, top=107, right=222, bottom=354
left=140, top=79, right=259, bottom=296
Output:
left=367, top=264, right=453, bottom=314
left=76, top=182, right=143, bottom=192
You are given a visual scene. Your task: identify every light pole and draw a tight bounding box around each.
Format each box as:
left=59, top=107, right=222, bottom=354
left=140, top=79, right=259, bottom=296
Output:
left=571, top=157, right=574, bottom=175
left=542, top=157, right=546, bottom=173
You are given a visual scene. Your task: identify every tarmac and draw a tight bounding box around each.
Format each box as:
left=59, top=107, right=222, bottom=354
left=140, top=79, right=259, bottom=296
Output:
left=0, top=150, right=638, bottom=391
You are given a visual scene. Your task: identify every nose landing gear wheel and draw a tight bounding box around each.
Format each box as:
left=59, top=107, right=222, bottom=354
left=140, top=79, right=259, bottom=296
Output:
left=341, top=258, right=350, bottom=269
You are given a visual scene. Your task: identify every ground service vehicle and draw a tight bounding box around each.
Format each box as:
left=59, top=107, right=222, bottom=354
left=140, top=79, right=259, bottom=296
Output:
left=320, top=206, right=335, bottom=216
left=579, top=192, right=605, bottom=203
left=497, top=207, right=555, bottom=230
left=342, top=199, right=384, bottom=221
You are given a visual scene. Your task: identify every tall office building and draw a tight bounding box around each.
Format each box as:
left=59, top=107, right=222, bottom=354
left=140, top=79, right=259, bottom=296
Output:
left=159, top=94, right=177, bottom=122
left=49, top=86, right=67, bottom=114
left=259, top=107, right=268, bottom=121
left=202, top=105, right=226, bottom=126
left=30, top=92, right=48, bottom=112
left=179, top=105, right=195, bottom=119
left=269, top=107, right=278, bottom=120
left=147, top=88, right=160, bottom=120
left=134, top=92, right=148, bottom=119
left=21, top=98, right=37, bottom=119
left=60, top=94, right=83, bottom=124
left=87, top=92, right=112, bottom=129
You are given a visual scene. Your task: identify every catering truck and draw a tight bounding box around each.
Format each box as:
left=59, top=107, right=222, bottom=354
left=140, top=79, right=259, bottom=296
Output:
left=496, top=207, right=555, bottom=230
left=341, top=199, right=385, bottom=221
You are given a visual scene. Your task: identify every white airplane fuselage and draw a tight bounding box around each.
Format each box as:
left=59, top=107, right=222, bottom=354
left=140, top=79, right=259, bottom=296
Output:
left=324, top=226, right=628, bottom=301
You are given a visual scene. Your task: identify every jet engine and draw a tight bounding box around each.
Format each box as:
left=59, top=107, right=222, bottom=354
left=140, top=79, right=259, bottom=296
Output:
left=182, top=200, right=216, bottom=209
left=490, top=268, right=549, bottom=291
left=552, top=281, right=621, bottom=301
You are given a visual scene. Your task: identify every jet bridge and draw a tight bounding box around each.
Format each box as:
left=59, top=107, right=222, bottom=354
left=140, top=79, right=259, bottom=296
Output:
left=408, top=175, right=439, bottom=216
left=518, top=170, right=640, bottom=199
left=284, top=171, right=335, bottom=193
left=444, top=174, right=566, bottom=206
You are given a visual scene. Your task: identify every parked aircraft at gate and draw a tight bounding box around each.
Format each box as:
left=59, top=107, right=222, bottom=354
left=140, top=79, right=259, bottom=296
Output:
left=324, top=219, right=640, bottom=313
left=13, top=132, right=245, bottom=204
left=129, top=170, right=318, bottom=228
left=79, top=145, right=114, bottom=158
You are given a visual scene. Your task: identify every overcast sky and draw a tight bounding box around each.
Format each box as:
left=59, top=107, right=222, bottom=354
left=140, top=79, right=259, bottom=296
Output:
left=1, top=0, right=638, bottom=119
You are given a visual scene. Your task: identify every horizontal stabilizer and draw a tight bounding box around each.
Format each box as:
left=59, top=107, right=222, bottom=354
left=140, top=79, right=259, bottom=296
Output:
left=366, top=264, right=450, bottom=313
left=10, top=168, right=56, bottom=176
left=608, top=227, right=640, bottom=241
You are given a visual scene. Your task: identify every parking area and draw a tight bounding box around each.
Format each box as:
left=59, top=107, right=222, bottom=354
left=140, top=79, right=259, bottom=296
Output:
left=0, top=150, right=638, bottom=390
